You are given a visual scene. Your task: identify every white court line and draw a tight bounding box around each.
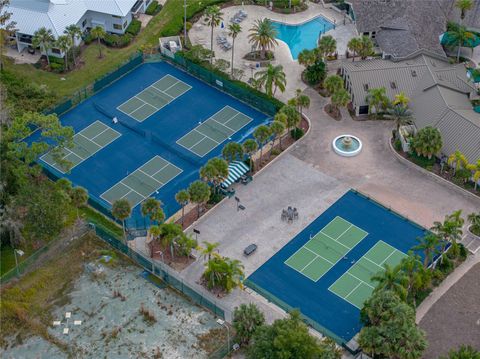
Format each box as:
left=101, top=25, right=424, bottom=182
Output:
left=210, top=117, right=236, bottom=133
left=318, top=230, right=351, bottom=250
left=78, top=133, right=102, bottom=150
left=137, top=168, right=163, bottom=186
left=346, top=272, right=375, bottom=289
left=89, top=127, right=110, bottom=141
left=303, top=246, right=334, bottom=265
left=150, top=163, right=169, bottom=177
left=344, top=281, right=363, bottom=300
left=362, top=256, right=386, bottom=271
left=299, top=255, right=319, bottom=272
left=379, top=249, right=398, bottom=266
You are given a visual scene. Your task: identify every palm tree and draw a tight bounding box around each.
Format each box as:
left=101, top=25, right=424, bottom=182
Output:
left=298, top=48, right=317, bottom=68
left=205, top=5, right=223, bottom=63
left=269, top=121, right=285, bottom=152
left=199, top=158, right=229, bottom=194
left=201, top=241, right=220, bottom=261
left=455, top=0, right=473, bottom=21
left=317, top=35, right=336, bottom=60
left=347, top=37, right=361, bottom=61
left=467, top=212, right=480, bottom=235
left=55, top=35, right=72, bottom=71
left=280, top=104, right=300, bottom=133
left=175, top=190, right=190, bottom=228
left=414, top=233, right=441, bottom=267
left=188, top=180, right=211, bottom=218
left=448, top=150, right=468, bottom=175
left=295, top=90, right=310, bottom=115
left=466, top=160, right=480, bottom=190
left=331, top=88, right=350, bottom=112
left=446, top=23, right=475, bottom=62
left=358, top=35, right=374, bottom=59
left=253, top=125, right=271, bottom=164
left=32, top=27, right=55, bottom=65
left=384, top=105, right=413, bottom=130
left=254, top=64, right=286, bottom=96
left=324, top=74, right=343, bottom=95
left=431, top=214, right=463, bottom=261
left=248, top=19, right=278, bottom=60
left=243, top=139, right=258, bottom=172
left=222, top=141, right=244, bottom=163
left=148, top=225, right=162, bottom=249
left=141, top=197, right=163, bottom=224
left=64, top=24, right=81, bottom=67
left=393, top=91, right=410, bottom=108
left=371, top=264, right=408, bottom=300
left=410, top=126, right=443, bottom=159
left=224, top=258, right=244, bottom=291
left=399, top=254, right=430, bottom=306
left=90, top=26, right=106, bottom=58
left=228, top=23, right=241, bottom=77
left=112, top=199, right=132, bottom=242
left=366, top=87, right=389, bottom=115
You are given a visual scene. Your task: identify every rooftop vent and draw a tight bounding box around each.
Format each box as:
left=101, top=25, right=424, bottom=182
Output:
left=363, top=84, right=369, bottom=91
left=411, top=70, right=417, bottom=77
left=390, top=81, right=397, bottom=89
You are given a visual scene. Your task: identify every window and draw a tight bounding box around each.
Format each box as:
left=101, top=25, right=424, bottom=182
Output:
left=113, top=23, right=122, bottom=30
left=371, top=31, right=376, bottom=39
left=359, top=106, right=369, bottom=115
left=390, top=81, right=397, bottom=89
left=51, top=48, right=61, bottom=54
left=82, top=19, right=87, bottom=28
left=123, top=20, right=128, bottom=29
left=112, top=15, right=122, bottom=19
left=363, top=83, right=369, bottom=91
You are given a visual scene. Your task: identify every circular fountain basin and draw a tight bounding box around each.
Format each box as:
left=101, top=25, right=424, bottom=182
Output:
left=332, top=135, right=362, bottom=157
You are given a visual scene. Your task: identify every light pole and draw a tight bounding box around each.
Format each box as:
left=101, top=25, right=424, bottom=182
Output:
left=216, top=318, right=230, bottom=352
left=14, top=249, right=25, bottom=277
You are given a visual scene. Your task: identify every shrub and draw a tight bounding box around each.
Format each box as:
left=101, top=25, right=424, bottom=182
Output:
left=83, top=32, right=95, bottom=45
left=126, top=19, right=141, bottom=36
left=290, top=127, right=304, bottom=140
left=304, top=61, right=326, bottom=85
left=438, top=255, right=453, bottom=274
left=394, top=138, right=402, bottom=151
left=458, top=244, right=468, bottom=260
left=104, top=33, right=133, bottom=48
left=146, top=0, right=162, bottom=15
left=49, top=62, right=64, bottom=73
left=208, top=192, right=224, bottom=205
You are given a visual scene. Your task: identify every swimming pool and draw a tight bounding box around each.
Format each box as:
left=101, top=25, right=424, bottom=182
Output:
left=271, top=16, right=334, bottom=60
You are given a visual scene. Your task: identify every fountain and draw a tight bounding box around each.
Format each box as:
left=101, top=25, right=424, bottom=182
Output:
left=332, top=135, right=362, bottom=157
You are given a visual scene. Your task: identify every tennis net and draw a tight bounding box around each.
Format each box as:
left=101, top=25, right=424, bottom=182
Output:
left=128, top=172, right=158, bottom=196
left=150, top=133, right=201, bottom=166
left=203, top=120, right=232, bottom=139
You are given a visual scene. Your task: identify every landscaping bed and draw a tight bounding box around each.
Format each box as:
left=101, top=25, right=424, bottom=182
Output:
left=392, top=138, right=480, bottom=198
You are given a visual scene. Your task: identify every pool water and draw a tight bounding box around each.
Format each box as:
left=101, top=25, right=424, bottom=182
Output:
left=271, top=16, right=334, bottom=60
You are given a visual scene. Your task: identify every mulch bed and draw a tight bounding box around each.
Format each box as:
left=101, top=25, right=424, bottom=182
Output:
left=393, top=142, right=480, bottom=198
left=324, top=103, right=342, bottom=121
left=147, top=240, right=195, bottom=271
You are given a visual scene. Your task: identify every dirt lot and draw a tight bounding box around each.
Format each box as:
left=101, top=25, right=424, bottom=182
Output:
left=420, top=263, right=480, bottom=358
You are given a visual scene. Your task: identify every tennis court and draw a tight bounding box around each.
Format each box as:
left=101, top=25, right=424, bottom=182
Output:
left=245, top=190, right=428, bottom=346
left=176, top=106, right=253, bottom=157
left=117, top=74, right=191, bottom=122
left=41, top=121, right=121, bottom=173
left=285, top=216, right=368, bottom=282
left=329, top=240, right=407, bottom=309
left=101, top=155, right=182, bottom=207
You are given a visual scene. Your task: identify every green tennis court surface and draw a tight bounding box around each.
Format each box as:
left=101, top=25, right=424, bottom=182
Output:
left=176, top=106, right=252, bottom=157
left=285, top=217, right=368, bottom=282
left=101, top=155, right=182, bottom=207
left=117, top=75, right=191, bottom=122
left=329, top=240, right=407, bottom=308
left=41, top=121, right=121, bottom=173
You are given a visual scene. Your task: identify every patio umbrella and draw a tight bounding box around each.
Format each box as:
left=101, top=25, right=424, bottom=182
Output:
left=221, top=21, right=224, bottom=29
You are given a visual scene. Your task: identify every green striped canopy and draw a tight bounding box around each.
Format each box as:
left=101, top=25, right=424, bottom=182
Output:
left=221, top=161, right=249, bottom=188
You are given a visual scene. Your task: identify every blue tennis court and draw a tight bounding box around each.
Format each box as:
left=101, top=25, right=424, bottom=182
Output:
left=245, top=190, right=427, bottom=346
left=28, top=62, right=269, bottom=226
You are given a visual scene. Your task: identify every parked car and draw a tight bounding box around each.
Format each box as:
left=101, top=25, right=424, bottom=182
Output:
left=244, top=244, right=257, bottom=256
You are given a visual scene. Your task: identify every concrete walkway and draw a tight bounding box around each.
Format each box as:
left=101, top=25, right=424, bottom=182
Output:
left=188, top=3, right=357, bottom=101
left=416, top=251, right=480, bottom=322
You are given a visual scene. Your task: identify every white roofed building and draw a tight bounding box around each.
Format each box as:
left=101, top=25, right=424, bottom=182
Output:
left=5, top=0, right=153, bottom=56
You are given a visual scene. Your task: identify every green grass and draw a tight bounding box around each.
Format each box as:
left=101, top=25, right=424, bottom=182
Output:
left=4, top=0, right=226, bottom=101
left=80, top=206, right=123, bottom=238
left=1, top=245, right=17, bottom=276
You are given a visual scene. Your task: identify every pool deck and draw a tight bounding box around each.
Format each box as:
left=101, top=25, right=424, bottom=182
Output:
left=189, top=3, right=357, bottom=102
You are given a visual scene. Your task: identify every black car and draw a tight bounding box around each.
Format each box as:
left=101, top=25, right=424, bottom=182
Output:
left=244, top=244, right=257, bottom=256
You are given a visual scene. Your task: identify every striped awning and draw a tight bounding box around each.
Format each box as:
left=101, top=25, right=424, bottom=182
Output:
left=221, top=161, right=250, bottom=188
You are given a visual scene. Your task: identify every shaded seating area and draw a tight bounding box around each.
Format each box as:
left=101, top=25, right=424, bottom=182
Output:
left=221, top=161, right=251, bottom=188
left=281, top=206, right=299, bottom=223
left=216, top=35, right=232, bottom=51
left=230, top=9, right=247, bottom=24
